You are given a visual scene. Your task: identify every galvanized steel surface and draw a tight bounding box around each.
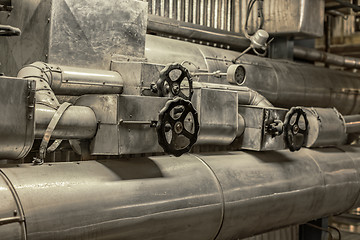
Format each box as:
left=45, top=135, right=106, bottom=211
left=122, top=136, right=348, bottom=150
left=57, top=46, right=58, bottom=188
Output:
left=1, top=146, right=360, bottom=239
left=0, top=77, right=35, bottom=159
left=0, top=0, right=148, bottom=75
left=145, top=35, right=360, bottom=115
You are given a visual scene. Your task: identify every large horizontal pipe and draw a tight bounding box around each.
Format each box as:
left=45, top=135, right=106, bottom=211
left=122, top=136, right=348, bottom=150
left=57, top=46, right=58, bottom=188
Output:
left=1, top=146, right=360, bottom=240
left=293, top=46, right=360, bottom=69
left=35, top=105, right=97, bottom=139
left=147, top=15, right=250, bottom=51
left=145, top=35, right=360, bottom=115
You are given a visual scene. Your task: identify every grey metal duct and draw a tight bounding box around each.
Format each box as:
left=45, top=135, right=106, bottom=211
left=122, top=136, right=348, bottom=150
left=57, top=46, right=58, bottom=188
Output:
left=1, top=146, right=360, bottom=240
left=145, top=35, right=360, bottom=115
left=17, top=62, right=102, bottom=141
left=18, top=62, right=124, bottom=96
left=293, top=46, right=360, bottom=69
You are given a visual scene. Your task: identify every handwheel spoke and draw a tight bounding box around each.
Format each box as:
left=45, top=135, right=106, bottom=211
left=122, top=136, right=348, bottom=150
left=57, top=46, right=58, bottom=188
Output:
left=179, top=109, right=190, bottom=122
left=182, top=129, right=193, bottom=139
left=298, top=129, right=306, bottom=134
left=176, top=71, right=186, bottom=83
left=295, top=113, right=301, bottom=123
left=165, top=115, right=176, bottom=125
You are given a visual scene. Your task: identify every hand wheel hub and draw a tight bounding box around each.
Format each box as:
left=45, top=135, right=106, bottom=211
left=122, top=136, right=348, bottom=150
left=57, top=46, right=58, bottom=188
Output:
left=174, top=122, right=183, bottom=134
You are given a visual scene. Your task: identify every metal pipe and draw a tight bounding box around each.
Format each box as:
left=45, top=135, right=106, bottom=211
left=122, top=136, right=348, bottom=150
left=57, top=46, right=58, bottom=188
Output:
left=145, top=35, right=360, bottom=115
left=147, top=14, right=250, bottom=51
left=1, top=146, right=360, bottom=240
left=344, top=114, right=360, bottom=133
left=17, top=62, right=99, bottom=142
left=293, top=46, right=360, bottom=69
left=326, top=0, right=360, bottom=12
left=35, top=105, right=97, bottom=139
left=192, top=82, right=273, bottom=107
left=18, top=62, right=123, bottom=96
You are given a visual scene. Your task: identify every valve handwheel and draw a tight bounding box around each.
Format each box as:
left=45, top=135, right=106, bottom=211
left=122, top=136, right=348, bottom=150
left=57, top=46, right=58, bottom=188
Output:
left=284, top=107, right=309, bottom=152
left=156, top=63, right=193, bottom=100
left=157, top=97, right=199, bottom=157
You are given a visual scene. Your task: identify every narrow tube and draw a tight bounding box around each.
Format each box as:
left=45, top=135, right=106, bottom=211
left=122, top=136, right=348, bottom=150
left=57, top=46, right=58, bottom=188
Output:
left=294, top=46, right=360, bottom=69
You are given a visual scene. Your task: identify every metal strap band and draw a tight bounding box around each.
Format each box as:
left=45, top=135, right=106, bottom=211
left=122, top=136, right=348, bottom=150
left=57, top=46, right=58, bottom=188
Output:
left=36, top=102, right=71, bottom=163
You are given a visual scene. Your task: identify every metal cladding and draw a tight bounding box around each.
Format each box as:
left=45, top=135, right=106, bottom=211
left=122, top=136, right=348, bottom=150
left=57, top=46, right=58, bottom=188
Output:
left=145, top=35, right=360, bottom=115
left=0, top=77, right=35, bottom=159
left=0, top=0, right=148, bottom=76
left=1, top=146, right=360, bottom=239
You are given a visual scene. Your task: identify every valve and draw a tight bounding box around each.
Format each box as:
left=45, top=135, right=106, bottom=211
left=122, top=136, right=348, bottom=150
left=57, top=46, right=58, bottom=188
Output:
left=157, top=97, right=199, bottom=157
left=266, top=119, right=284, bottom=137
left=156, top=63, right=193, bottom=100
left=284, top=107, right=309, bottom=152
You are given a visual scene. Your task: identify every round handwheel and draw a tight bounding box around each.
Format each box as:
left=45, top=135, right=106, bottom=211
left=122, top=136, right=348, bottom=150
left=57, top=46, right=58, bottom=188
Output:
left=157, top=97, right=199, bottom=157
left=284, top=107, right=309, bottom=152
left=156, top=63, right=193, bottom=100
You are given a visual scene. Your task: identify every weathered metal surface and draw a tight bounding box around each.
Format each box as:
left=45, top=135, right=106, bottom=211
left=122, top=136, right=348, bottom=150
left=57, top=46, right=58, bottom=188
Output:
left=302, top=107, right=347, bottom=148
left=145, top=35, right=360, bottom=115
left=0, top=0, right=147, bottom=76
left=146, top=0, right=324, bottom=37
left=110, top=61, right=164, bottom=96
left=192, top=88, right=239, bottom=145
left=0, top=77, right=35, bottom=159
left=76, top=94, right=169, bottom=155
left=1, top=146, right=360, bottom=239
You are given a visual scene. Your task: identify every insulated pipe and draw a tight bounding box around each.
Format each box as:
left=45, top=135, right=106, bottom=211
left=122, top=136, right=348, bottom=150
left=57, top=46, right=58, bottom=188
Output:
left=293, top=46, right=360, bottom=69
left=1, top=146, right=360, bottom=240
left=17, top=62, right=99, bottom=141
left=147, top=15, right=250, bottom=51
left=145, top=35, right=360, bottom=115
left=192, top=82, right=273, bottom=107
left=18, top=62, right=123, bottom=96
left=344, top=114, right=360, bottom=133
left=35, top=105, right=97, bottom=139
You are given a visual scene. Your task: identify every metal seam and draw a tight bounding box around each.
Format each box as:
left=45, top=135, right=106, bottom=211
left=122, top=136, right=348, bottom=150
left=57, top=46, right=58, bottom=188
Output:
left=0, top=170, right=27, bottom=240
left=191, top=153, right=225, bottom=240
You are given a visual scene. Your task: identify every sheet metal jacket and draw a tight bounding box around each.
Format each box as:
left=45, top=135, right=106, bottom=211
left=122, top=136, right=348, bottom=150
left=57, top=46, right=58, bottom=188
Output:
left=145, top=35, right=360, bottom=115
left=1, top=146, right=360, bottom=240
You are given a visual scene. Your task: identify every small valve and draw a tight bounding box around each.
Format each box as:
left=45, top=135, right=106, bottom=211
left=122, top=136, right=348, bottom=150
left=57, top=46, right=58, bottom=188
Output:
left=266, top=119, right=284, bottom=137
